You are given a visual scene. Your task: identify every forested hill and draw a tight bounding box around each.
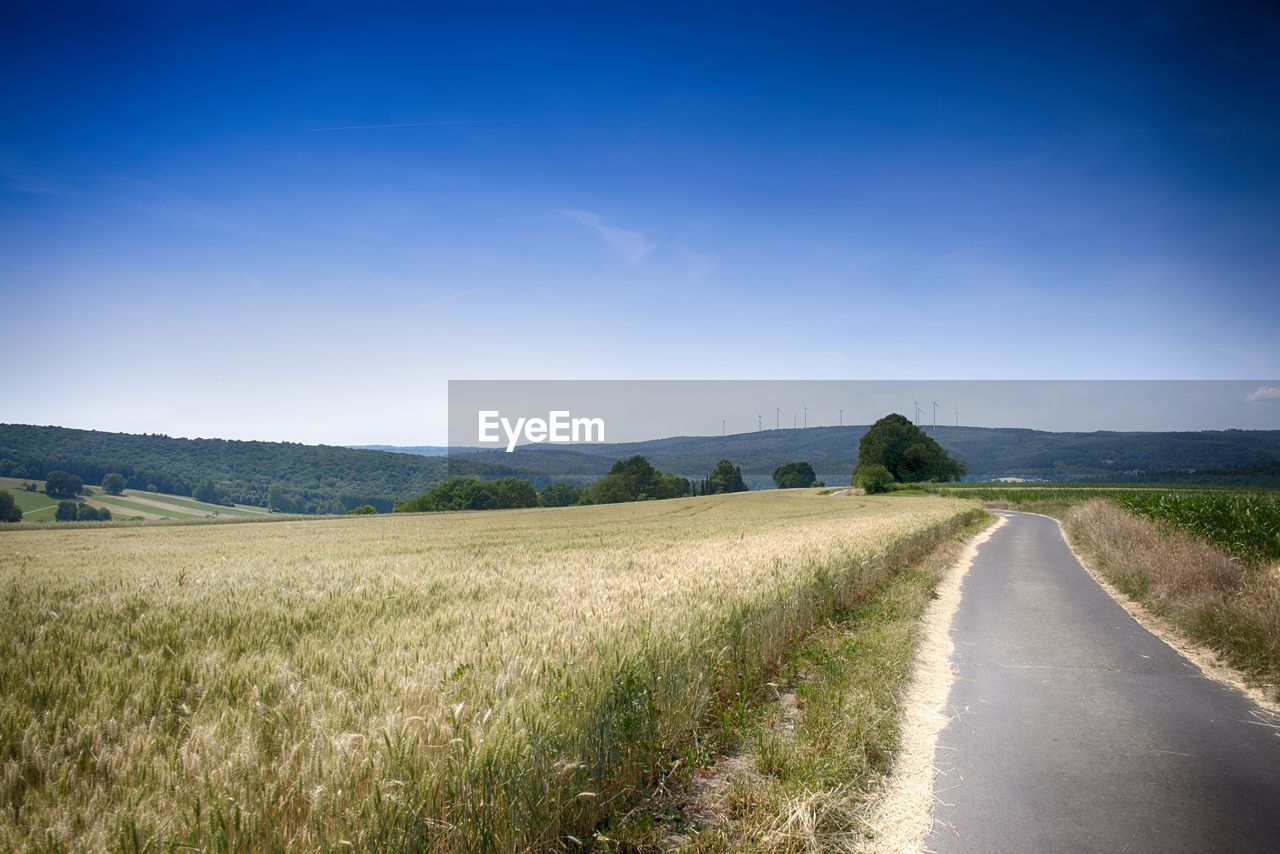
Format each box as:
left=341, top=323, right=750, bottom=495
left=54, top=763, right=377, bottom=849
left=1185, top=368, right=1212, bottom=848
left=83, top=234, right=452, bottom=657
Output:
left=0, top=424, right=458, bottom=513
left=445, top=424, right=1280, bottom=486
left=5, top=423, right=1279, bottom=515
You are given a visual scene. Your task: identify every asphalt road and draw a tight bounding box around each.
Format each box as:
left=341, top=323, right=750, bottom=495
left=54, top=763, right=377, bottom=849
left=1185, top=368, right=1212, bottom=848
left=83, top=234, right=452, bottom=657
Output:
left=931, top=511, right=1280, bottom=853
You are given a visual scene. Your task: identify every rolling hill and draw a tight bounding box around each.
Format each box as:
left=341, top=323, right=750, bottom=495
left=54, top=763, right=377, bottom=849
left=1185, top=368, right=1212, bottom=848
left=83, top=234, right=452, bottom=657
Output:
left=5, top=422, right=1280, bottom=518
left=443, top=424, right=1280, bottom=487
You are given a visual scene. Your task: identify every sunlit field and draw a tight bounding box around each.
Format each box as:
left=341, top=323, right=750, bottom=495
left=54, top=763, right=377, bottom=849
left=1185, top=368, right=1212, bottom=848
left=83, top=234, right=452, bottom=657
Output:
left=0, top=490, right=975, bottom=850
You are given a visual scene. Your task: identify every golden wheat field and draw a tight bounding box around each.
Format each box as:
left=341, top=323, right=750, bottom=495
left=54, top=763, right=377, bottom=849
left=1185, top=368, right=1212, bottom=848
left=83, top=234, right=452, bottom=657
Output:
left=0, top=490, right=975, bottom=851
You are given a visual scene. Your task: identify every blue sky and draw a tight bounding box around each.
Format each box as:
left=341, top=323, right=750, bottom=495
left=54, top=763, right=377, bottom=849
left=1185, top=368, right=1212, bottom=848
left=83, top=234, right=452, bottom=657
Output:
left=2, top=2, right=1278, bottom=443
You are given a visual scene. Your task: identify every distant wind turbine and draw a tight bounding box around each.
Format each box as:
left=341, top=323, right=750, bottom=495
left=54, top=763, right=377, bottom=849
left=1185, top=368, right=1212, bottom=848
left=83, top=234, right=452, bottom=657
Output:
left=954, top=406, right=960, bottom=427
left=839, top=407, right=843, bottom=426
left=932, top=401, right=939, bottom=431
left=776, top=407, right=782, bottom=430
left=757, top=412, right=763, bottom=431
left=803, top=403, right=809, bottom=429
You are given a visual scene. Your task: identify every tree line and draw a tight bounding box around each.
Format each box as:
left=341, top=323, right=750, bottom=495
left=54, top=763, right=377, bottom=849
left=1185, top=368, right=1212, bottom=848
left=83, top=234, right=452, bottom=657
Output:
left=394, top=456, right=755, bottom=513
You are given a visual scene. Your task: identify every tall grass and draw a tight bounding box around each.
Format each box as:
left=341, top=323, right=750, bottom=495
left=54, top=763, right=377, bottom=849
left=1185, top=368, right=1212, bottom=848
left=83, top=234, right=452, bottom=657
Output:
left=0, top=490, right=975, bottom=850
left=925, top=484, right=1280, bottom=565
left=1065, top=500, right=1280, bottom=694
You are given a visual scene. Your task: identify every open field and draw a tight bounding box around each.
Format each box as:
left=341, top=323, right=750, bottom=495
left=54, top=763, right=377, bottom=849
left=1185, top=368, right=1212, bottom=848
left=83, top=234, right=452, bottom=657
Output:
left=0, top=476, right=271, bottom=524
left=0, top=490, right=975, bottom=850
left=0, top=479, right=62, bottom=521
left=922, top=483, right=1280, bottom=565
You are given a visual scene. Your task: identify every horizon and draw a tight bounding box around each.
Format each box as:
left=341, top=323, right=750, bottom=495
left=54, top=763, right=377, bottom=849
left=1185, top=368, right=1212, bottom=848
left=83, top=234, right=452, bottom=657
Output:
left=11, top=412, right=1280, bottom=452
left=3, top=3, right=1280, bottom=444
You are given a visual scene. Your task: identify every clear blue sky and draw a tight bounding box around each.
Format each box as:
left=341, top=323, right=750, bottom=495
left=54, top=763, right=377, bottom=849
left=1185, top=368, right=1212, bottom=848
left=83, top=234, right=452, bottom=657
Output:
left=2, top=2, right=1278, bottom=443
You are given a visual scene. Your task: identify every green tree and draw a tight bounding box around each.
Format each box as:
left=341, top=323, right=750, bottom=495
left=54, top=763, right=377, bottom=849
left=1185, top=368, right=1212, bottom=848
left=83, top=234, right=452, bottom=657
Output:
left=395, top=477, right=542, bottom=513
left=193, top=479, right=222, bottom=504
left=0, top=490, right=21, bottom=522
left=101, top=472, right=126, bottom=495
left=347, top=504, right=377, bottom=515
left=55, top=500, right=79, bottom=521
left=267, top=484, right=294, bottom=513
left=44, top=471, right=83, bottom=498
left=540, top=482, right=584, bottom=507
left=490, top=478, right=539, bottom=509
left=772, top=461, right=817, bottom=489
left=853, top=463, right=894, bottom=494
left=853, top=413, right=965, bottom=484
left=586, top=456, right=663, bottom=504
left=708, top=459, right=748, bottom=494
left=77, top=504, right=108, bottom=521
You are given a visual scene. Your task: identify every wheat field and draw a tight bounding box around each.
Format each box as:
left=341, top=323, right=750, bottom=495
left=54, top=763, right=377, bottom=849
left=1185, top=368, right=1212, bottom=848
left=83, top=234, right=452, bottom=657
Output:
left=0, top=490, right=974, bottom=851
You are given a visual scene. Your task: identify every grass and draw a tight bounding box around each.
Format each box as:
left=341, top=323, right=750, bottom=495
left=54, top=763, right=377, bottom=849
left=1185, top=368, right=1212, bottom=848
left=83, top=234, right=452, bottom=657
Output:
left=0, top=478, right=61, bottom=521
left=1064, top=500, right=1280, bottom=696
left=921, top=483, right=1280, bottom=565
left=114, top=489, right=271, bottom=517
left=0, top=476, right=272, bottom=525
left=0, top=489, right=977, bottom=850
left=600, top=513, right=994, bottom=852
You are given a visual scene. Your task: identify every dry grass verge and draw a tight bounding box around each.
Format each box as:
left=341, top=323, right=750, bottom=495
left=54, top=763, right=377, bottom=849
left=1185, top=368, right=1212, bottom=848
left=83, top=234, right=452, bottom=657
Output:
left=1065, top=499, right=1280, bottom=701
left=602, top=512, right=995, bottom=852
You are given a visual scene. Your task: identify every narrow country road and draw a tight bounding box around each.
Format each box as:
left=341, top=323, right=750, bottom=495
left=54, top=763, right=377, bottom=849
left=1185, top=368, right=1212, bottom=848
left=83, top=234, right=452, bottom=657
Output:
left=931, top=511, right=1280, bottom=853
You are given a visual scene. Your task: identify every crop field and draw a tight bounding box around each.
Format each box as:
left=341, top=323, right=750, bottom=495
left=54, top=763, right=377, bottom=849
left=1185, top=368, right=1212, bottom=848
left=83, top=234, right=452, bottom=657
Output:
left=925, top=484, right=1280, bottom=565
left=0, top=476, right=271, bottom=523
left=0, top=490, right=976, bottom=850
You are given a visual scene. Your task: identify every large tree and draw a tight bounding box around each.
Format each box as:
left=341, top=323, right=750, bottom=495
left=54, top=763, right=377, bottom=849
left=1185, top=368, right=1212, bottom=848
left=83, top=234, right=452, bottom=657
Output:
left=853, top=413, right=965, bottom=483
left=708, top=459, right=748, bottom=494
left=101, top=472, right=126, bottom=495
left=44, top=471, right=83, bottom=498
left=772, top=461, right=817, bottom=489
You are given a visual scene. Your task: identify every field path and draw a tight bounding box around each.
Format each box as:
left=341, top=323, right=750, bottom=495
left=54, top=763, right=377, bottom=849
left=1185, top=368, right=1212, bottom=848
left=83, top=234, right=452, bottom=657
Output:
left=931, top=511, right=1280, bottom=853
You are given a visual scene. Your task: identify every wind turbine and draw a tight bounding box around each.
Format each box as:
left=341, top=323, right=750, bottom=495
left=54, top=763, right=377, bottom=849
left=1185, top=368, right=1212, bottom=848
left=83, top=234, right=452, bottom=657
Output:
left=838, top=407, right=843, bottom=426
left=912, top=397, right=920, bottom=426
left=721, top=418, right=726, bottom=437
left=954, top=406, right=960, bottom=428
left=775, top=407, right=782, bottom=430
left=793, top=413, right=798, bottom=429
left=932, top=401, right=939, bottom=431
left=803, top=403, right=809, bottom=429
left=757, top=412, right=763, bottom=432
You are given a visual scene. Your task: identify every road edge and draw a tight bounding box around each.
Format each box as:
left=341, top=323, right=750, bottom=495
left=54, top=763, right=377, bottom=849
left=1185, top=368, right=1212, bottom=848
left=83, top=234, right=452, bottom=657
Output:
left=860, top=511, right=1007, bottom=852
left=1027, top=509, right=1280, bottom=715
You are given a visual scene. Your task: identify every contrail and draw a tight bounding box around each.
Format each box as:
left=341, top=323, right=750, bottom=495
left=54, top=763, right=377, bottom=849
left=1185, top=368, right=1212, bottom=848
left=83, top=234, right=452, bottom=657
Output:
left=307, top=119, right=510, bottom=132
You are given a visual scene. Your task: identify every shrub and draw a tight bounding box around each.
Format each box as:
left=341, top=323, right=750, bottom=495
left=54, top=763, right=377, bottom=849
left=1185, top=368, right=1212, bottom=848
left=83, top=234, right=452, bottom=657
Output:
left=854, top=464, right=895, bottom=494
left=55, top=500, right=79, bottom=521
left=772, top=461, right=817, bottom=489
left=0, top=490, right=21, bottom=522
left=347, top=504, right=378, bottom=515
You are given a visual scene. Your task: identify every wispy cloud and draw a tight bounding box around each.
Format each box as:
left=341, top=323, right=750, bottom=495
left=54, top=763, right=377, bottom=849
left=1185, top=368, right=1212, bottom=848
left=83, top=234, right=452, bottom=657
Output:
left=560, top=209, right=655, bottom=264
left=1244, top=385, right=1280, bottom=403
